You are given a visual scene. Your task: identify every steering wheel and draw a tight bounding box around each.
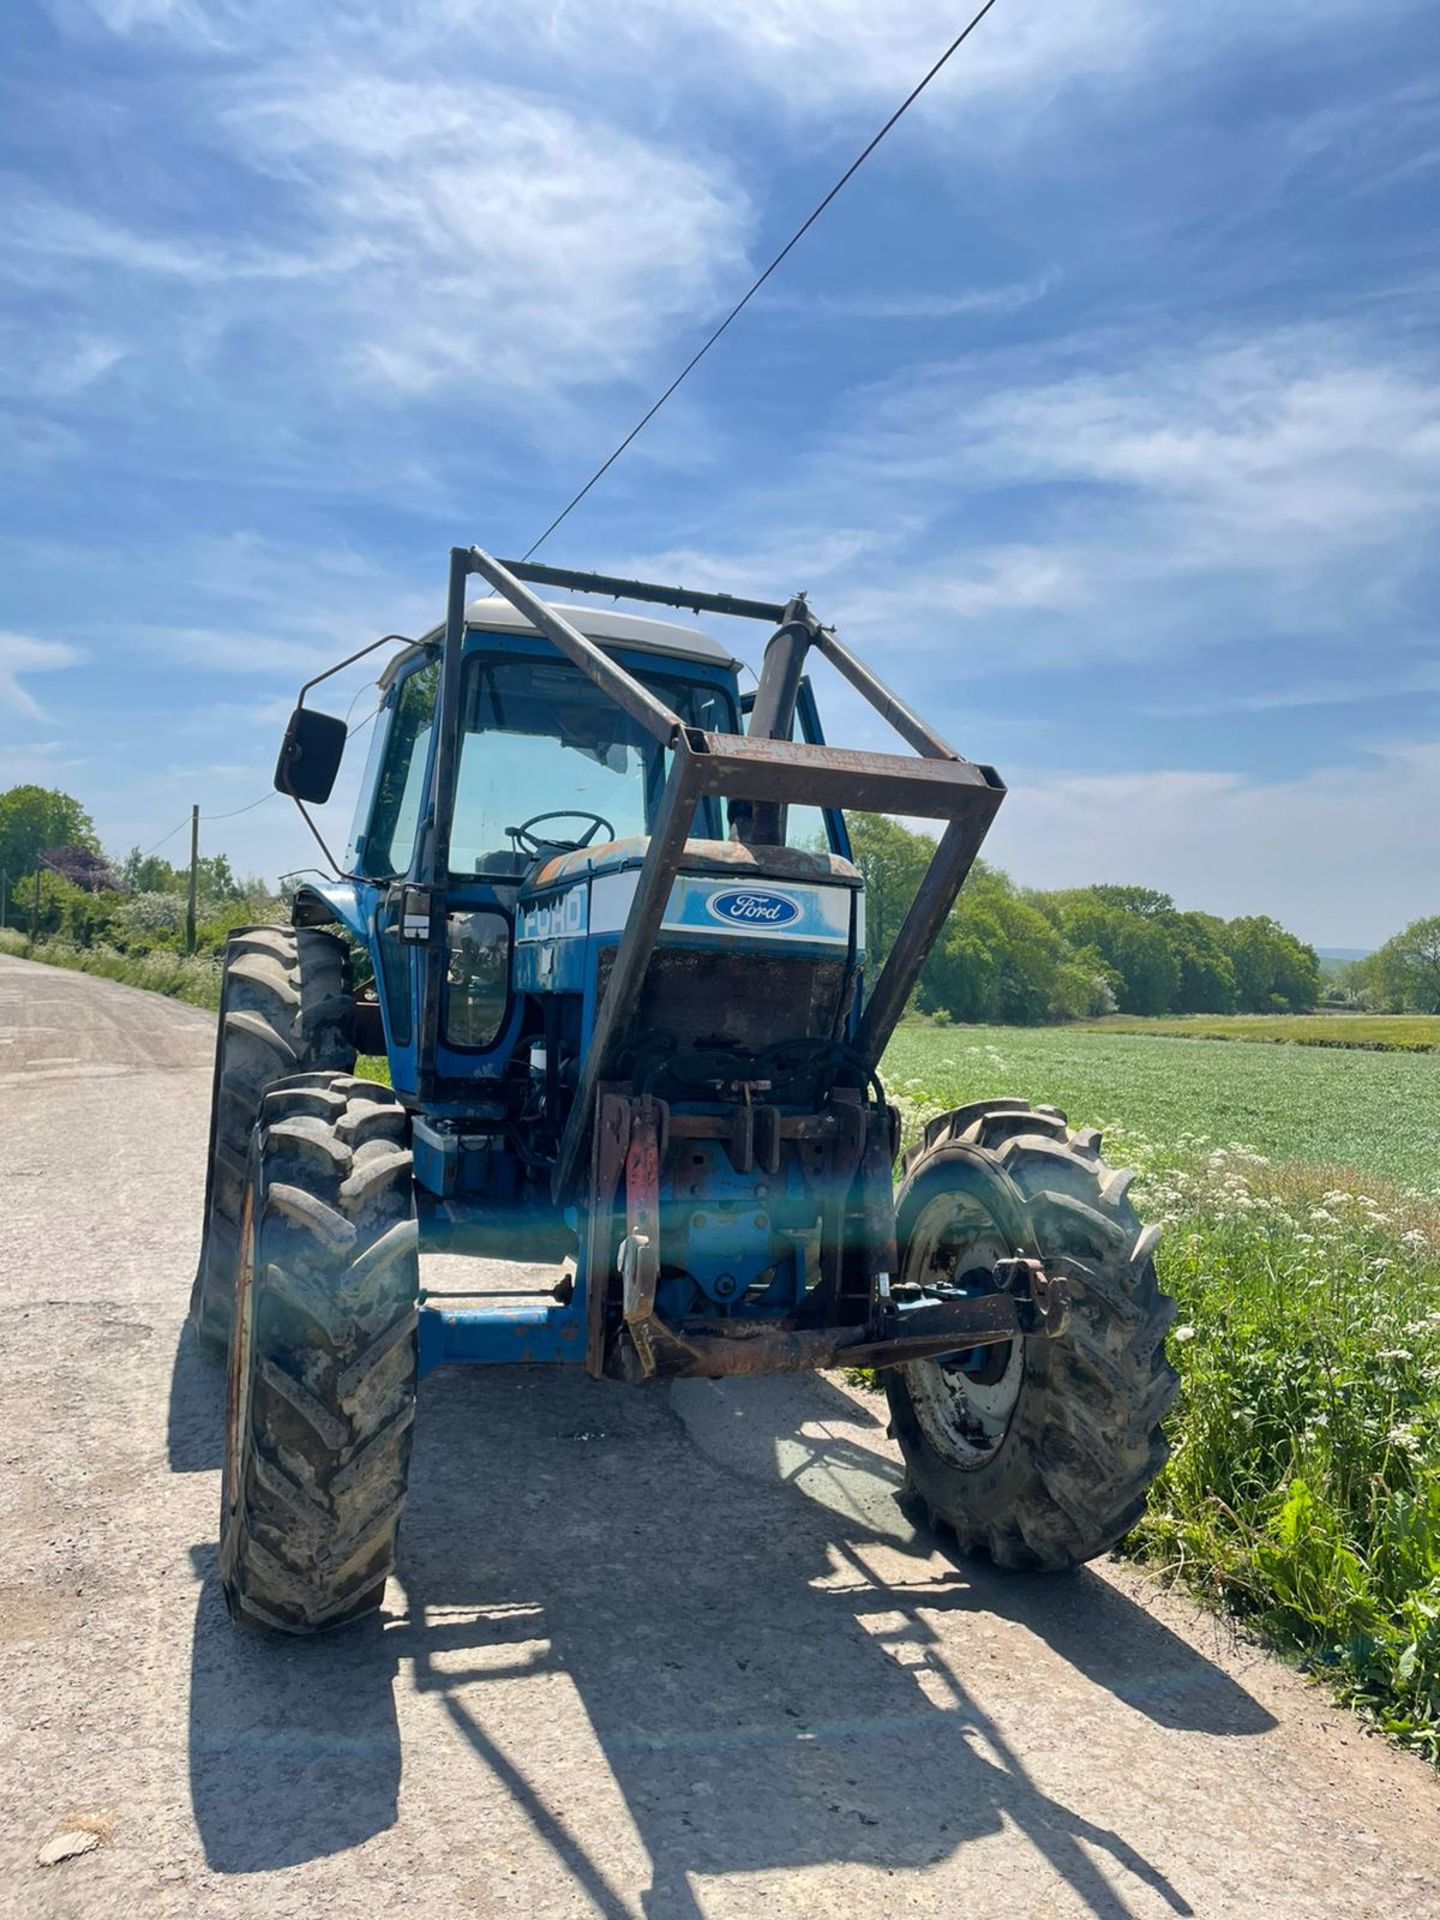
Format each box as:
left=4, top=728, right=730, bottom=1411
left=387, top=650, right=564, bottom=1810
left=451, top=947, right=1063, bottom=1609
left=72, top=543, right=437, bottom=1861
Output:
left=506, top=810, right=617, bottom=857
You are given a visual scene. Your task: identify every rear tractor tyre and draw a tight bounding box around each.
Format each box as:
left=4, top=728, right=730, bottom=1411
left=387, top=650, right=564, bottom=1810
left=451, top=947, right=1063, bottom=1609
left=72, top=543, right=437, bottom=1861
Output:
left=221, top=1073, right=419, bottom=1634
left=190, top=926, right=356, bottom=1359
left=885, top=1099, right=1178, bottom=1572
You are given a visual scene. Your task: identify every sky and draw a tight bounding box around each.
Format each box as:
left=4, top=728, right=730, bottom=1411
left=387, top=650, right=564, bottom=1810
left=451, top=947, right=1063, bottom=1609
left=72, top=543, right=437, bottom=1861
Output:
left=2, top=0, right=1438, bottom=947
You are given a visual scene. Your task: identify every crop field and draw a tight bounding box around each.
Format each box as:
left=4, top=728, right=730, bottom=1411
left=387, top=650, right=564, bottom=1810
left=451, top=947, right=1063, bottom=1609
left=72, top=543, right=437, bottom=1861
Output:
left=888, top=1023, right=1440, bottom=1761
left=884, top=1023, right=1440, bottom=1188
left=1080, top=1012, right=1440, bottom=1052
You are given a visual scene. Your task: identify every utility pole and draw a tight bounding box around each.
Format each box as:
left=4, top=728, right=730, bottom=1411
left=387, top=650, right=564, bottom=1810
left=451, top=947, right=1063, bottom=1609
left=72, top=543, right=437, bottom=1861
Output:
left=31, top=864, right=42, bottom=955
left=0, top=869, right=7, bottom=930
left=186, top=804, right=200, bottom=956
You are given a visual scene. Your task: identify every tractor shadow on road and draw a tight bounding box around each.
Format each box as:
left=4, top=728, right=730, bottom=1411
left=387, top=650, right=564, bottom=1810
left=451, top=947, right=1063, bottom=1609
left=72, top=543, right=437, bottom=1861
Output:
left=183, top=1359, right=1274, bottom=1914
left=166, top=1324, right=223, bottom=1474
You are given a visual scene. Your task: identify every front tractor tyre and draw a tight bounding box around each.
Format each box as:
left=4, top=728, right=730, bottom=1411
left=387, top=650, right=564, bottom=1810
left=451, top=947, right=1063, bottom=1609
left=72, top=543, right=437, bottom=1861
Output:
left=190, top=926, right=357, bottom=1359
left=221, top=1073, right=419, bottom=1634
left=886, top=1100, right=1178, bottom=1572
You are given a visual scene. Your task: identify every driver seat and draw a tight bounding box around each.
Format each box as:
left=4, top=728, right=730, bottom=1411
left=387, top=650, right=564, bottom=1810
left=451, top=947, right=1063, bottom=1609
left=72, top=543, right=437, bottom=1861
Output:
left=473, top=850, right=533, bottom=878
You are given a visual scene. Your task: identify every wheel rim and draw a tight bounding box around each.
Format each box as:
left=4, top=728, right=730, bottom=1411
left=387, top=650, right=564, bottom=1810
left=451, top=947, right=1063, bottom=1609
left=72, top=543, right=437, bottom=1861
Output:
left=224, top=1178, right=257, bottom=1517
left=902, top=1189, right=1025, bottom=1468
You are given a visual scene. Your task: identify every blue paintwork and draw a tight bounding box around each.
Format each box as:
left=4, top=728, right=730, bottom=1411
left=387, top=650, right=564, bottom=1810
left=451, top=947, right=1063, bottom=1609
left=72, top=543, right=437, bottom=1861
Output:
left=656, top=1136, right=810, bottom=1311
left=296, top=873, right=370, bottom=942
left=417, top=1298, right=586, bottom=1375
left=326, top=622, right=858, bottom=1373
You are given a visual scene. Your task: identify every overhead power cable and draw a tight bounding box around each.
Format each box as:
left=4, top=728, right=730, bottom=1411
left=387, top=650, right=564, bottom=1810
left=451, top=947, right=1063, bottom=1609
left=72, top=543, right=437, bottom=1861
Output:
left=523, top=0, right=1003, bottom=560
left=136, top=790, right=276, bottom=860
left=133, top=691, right=384, bottom=858
left=202, top=791, right=278, bottom=823
left=138, top=817, right=191, bottom=860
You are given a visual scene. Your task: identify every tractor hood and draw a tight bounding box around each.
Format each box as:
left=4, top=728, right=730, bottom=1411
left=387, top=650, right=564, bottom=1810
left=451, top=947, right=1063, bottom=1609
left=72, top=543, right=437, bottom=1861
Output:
left=513, top=836, right=865, bottom=1003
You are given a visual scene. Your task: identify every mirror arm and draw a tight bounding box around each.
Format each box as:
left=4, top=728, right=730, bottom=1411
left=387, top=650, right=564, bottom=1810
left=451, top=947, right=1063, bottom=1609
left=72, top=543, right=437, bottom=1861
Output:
left=295, top=633, right=414, bottom=708
left=276, top=631, right=418, bottom=880
left=292, top=796, right=348, bottom=881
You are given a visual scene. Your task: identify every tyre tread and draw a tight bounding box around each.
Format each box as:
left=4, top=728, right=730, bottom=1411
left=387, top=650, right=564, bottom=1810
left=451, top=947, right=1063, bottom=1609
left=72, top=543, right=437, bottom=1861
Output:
left=190, top=926, right=356, bottom=1356
left=886, top=1099, right=1178, bottom=1573
left=221, top=1076, right=418, bottom=1635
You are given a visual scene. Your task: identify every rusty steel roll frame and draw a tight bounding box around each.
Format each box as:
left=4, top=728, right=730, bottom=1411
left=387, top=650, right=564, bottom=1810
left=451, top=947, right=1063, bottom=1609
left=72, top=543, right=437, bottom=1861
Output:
left=413, top=546, right=1022, bottom=1382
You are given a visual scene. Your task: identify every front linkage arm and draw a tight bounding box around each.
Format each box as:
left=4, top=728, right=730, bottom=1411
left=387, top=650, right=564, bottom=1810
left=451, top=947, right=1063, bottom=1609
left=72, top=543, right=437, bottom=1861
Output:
left=591, top=1085, right=1069, bottom=1384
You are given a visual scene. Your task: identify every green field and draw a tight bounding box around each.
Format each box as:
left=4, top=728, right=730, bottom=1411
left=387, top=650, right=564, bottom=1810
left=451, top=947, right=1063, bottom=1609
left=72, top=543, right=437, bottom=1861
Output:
left=883, top=1023, right=1440, bottom=1192
left=364, top=1021, right=1440, bottom=1190
left=1079, top=1012, right=1440, bottom=1052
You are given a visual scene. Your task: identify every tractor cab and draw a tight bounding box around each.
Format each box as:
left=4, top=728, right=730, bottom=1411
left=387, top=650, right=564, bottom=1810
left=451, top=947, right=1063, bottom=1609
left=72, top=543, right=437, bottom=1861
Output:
left=328, top=598, right=859, bottom=1117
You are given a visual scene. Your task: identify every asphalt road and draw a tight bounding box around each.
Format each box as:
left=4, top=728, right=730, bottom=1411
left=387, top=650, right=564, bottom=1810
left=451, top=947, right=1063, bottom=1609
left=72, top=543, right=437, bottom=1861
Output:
left=3, top=950, right=1440, bottom=1920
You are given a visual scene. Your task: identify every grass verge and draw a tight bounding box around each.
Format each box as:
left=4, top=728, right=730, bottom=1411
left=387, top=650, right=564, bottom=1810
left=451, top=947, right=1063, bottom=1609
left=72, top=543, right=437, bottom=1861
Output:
left=1126, top=1139, right=1440, bottom=1761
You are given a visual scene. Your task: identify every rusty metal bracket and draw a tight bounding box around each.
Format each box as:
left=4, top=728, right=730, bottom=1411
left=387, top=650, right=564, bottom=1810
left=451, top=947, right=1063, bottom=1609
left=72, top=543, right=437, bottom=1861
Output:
left=585, top=1086, right=1068, bottom=1383
left=583, top=1088, right=631, bottom=1378
left=727, top=1096, right=755, bottom=1176
left=620, top=1098, right=664, bottom=1379
left=606, top=1277, right=1066, bottom=1381
left=995, top=1256, right=1070, bottom=1337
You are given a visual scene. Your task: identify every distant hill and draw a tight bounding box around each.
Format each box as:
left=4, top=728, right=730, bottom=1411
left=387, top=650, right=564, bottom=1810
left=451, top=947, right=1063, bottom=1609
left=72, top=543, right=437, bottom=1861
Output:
left=1317, top=946, right=1372, bottom=978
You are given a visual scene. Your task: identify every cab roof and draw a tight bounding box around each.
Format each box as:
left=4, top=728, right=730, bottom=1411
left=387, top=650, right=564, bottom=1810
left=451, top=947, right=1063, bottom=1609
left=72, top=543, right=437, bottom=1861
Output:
left=402, top=596, right=743, bottom=677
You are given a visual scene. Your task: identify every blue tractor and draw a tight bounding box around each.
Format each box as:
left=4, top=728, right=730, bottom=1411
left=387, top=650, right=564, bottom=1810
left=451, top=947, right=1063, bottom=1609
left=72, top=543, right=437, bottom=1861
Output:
left=192, top=546, right=1176, bottom=1633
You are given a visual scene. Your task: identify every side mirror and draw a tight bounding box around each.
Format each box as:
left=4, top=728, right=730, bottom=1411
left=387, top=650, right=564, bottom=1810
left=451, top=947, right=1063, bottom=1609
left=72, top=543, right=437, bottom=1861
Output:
left=274, top=707, right=347, bottom=804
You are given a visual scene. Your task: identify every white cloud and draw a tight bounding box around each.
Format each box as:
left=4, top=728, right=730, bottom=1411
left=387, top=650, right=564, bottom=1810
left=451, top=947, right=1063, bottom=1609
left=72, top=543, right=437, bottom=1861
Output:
left=5, top=73, right=751, bottom=406
left=54, top=0, right=1423, bottom=120
left=0, top=633, right=84, bottom=721
left=0, top=197, right=329, bottom=286
left=0, top=739, right=87, bottom=786
left=1017, top=358, right=1431, bottom=555
left=849, top=330, right=1440, bottom=558
left=758, top=277, right=1057, bottom=323
left=101, top=530, right=442, bottom=678
left=226, top=75, right=749, bottom=396
left=667, top=0, right=1419, bottom=113
left=848, top=546, right=1093, bottom=627
left=181, top=694, right=306, bottom=735
left=628, top=325, right=1440, bottom=680
left=0, top=311, right=128, bottom=417
left=988, top=739, right=1440, bottom=946
left=1143, top=662, right=1440, bottom=718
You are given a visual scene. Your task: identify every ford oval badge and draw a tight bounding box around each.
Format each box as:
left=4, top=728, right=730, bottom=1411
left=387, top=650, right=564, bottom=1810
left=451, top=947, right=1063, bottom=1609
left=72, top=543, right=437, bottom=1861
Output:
left=706, top=887, right=802, bottom=929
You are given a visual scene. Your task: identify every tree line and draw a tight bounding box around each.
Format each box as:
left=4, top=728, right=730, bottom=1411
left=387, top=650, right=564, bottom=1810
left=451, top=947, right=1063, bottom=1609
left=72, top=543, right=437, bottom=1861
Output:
left=5, top=782, right=1433, bottom=1025
left=848, top=815, right=1324, bottom=1025
left=0, top=784, right=273, bottom=954
left=1342, top=920, right=1440, bottom=1016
